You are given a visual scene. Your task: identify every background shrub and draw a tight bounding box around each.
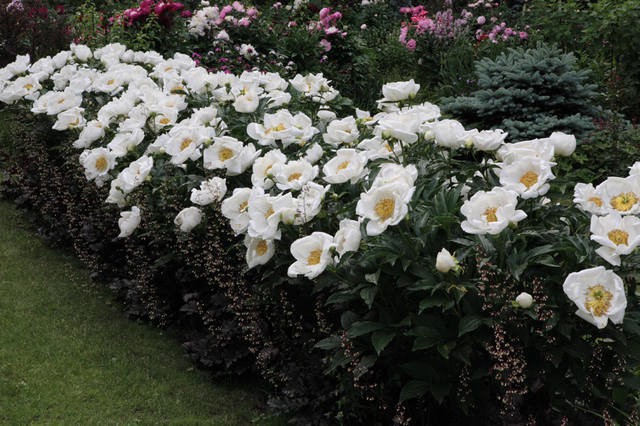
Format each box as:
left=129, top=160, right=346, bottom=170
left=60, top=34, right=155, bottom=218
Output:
left=442, top=43, right=600, bottom=141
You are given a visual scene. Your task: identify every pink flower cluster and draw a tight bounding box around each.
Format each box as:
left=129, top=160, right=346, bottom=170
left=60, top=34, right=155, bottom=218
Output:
left=217, top=2, right=258, bottom=27
left=312, top=7, right=347, bottom=52
left=399, top=5, right=470, bottom=50
left=474, top=18, right=528, bottom=43
left=119, top=0, right=189, bottom=27
left=398, top=3, right=527, bottom=51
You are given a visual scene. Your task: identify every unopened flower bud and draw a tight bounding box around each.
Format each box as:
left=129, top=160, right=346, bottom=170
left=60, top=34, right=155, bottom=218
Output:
left=436, top=248, right=459, bottom=273
left=515, top=292, right=533, bottom=308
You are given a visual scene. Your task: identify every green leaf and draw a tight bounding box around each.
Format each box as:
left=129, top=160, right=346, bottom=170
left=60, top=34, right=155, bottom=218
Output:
left=413, top=336, right=440, bottom=351
left=437, top=341, right=456, bottom=359
left=347, top=321, right=385, bottom=338
left=419, top=295, right=453, bottom=314
left=360, top=287, right=377, bottom=308
left=458, top=315, right=485, bottom=337
left=314, top=336, right=341, bottom=350
left=371, top=330, right=396, bottom=355
left=429, top=382, right=452, bottom=404
left=399, top=380, right=430, bottom=402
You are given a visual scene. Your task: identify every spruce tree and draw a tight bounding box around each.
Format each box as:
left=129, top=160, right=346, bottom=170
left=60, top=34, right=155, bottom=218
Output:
left=442, top=43, right=600, bottom=141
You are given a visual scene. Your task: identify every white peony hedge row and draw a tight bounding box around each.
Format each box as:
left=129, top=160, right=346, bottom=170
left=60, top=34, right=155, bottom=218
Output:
left=0, top=42, right=638, bottom=333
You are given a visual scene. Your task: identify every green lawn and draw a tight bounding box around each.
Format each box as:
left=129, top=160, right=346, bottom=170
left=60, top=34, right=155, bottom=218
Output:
left=0, top=200, right=273, bottom=425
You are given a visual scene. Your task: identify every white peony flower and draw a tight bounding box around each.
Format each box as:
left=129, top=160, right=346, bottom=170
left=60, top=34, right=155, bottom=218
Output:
left=380, top=79, right=420, bottom=102
left=471, top=129, right=507, bottom=151
left=496, top=139, right=555, bottom=165
left=334, top=219, right=362, bottom=258
left=322, top=149, right=368, bottom=184
left=164, top=125, right=212, bottom=165
left=52, top=106, right=86, bottom=131
left=376, top=110, right=422, bottom=144
left=590, top=212, right=640, bottom=266
left=190, top=177, right=227, bottom=206
left=251, top=149, right=287, bottom=189
left=573, top=182, right=608, bottom=215
left=107, top=129, right=146, bottom=158
left=203, top=136, right=258, bottom=175
left=596, top=176, right=640, bottom=215
left=220, top=187, right=253, bottom=235
left=247, top=190, right=295, bottom=240
left=498, top=157, right=556, bottom=199
left=244, top=235, right=276, bottom=268
left=303, top=143, right=324, bottom=164
left=287, top=232, right=335, bottom=279
left=460, top=187, right=527, bottom=235
left=118, top=155, right=153, bottom=193
left=294, top=182, right=330, bottom=225
left=432, top=119, right=471, bottom=149
left=357, top=137, right=400, bottom=161
left=356, top=181, right=415, bottom=236
left=435, top=248, right=459, bottom=273
left=80, top=147, right=116, bottom=182
left=322, top=116, right=359, bottom=147
left=70, top=43, right=93, bottom=62
left=548, top=131, right=576, bottom=157
left=118, top=206, right=141, bottom=238
left=563, top=266, right=626, bottom=329
left=272, top=159, right=319, bottom=191
left=174, top=206, right=203, bottom=232
left=371, top=163, right=418, bottom=189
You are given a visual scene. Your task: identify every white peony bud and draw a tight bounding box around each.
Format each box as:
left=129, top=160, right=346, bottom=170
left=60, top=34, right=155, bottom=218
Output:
left=515, top=292, right=534, bottom=308
left=548, top=131, right=576, bottom=157
left=435, top=248, right=459, bottom=273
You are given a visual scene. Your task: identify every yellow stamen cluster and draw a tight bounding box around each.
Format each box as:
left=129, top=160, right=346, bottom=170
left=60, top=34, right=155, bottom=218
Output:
left=266, top=123, right=286, bottom=134
left=484, top=207, right=498, bottom=223
left=307, top=249, right=322, bottom=266
left=180, top=138, right=193, bottom=151
left=588, top=196, right=603, bottom=207
left=288, top=172, right=302, bottom=182
left=218, top=147, right=234, bottom=161
left=337, top=161, right=350, bottom=171
left=159, top=117, right=171, bottom=125
left=239, top=201, right=248, bottom=212
left=255, top=240, right=268, bottom=256
left=374, top=198, right=395, bottom=221
left=265, top=207, right=275, bottom=218
left=519, top=171, right=539, bottom=189
left=611, top=192, right=638, bottom=212
left=608, top=229, right=629, bottom=246
left=95, top=157, right=108, bottom=172
left=585, top=284, right=613, bottom=317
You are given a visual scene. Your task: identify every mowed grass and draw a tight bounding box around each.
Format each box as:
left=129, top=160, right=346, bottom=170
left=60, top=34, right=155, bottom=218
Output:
left=0, top=200, right=272, bottom=425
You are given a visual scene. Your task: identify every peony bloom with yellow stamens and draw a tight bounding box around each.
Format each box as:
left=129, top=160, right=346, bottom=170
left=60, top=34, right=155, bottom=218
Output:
left=573, top=182, right=608, bottom=215
left=563, top=266, right=626, bottom=329
left=272, top=159, right=319, bottom=191
left=498, top=157, right=555, bottom=199
left=322, top=149, right=368, bottom=184
left=460, top=187, right=527, bottom=235
left=595, top=176, right=640, bottom=215
left=287, top=232, right=335, bottom=279
left=244, top=235, right=276, bottom=269
left=590, top=212, right=640, bottom=266
left=221, top=187, right=253, bottom=235
left=356, top=181, right=415, bottom=236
